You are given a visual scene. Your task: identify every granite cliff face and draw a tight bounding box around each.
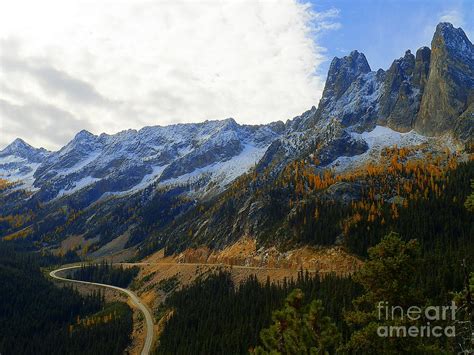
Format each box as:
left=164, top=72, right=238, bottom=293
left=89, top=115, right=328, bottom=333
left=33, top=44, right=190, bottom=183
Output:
left=412, top=46, right=431, bottom=91
left=378, top=49, right=421, bottom=131
left=315, top=50, right=380, bottom=131
left=416, top=23, right=474, bottom=140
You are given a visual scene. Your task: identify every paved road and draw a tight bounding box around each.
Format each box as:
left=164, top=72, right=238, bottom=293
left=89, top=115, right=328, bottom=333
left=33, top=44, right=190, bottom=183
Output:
left=50, top=266, right=154, bottom=355
left=49, top=261, right=344, bottom=353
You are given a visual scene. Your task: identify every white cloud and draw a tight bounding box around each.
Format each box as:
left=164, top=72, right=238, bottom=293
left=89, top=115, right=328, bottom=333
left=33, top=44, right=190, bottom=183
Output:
left=0, top=0, right=340, bottom=150
left=439, top=9, right=465, bottom=27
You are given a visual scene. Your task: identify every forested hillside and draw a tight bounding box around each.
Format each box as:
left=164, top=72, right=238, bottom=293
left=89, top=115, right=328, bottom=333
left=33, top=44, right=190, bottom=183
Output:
left=153, top=158, right=474, bottom=354
left=138, top=147, right=473, bottom=261
left=0, top=244, right=133, bottom=355
left=155, top=229, right=474, bottom=354
left=155, top=271, right=360, bottom=354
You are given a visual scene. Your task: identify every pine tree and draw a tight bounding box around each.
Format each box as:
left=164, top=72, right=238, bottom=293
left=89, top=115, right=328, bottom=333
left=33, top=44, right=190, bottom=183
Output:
left=452, top=269, right=474, bottom=353
left=343, top=232, right=439, bottom=354
left=451, top=192, right=474, bottom=353
left=253, top=289, right=340, bottom=355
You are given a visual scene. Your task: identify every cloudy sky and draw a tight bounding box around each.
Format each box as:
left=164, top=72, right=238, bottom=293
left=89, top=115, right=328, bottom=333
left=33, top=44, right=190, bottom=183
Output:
left=0, top=0, right=472, bottom=151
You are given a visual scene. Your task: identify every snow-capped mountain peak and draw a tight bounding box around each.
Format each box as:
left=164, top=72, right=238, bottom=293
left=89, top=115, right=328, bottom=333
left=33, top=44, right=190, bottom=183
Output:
left=0, top=119, right=283, bottom=203
left=0, top=138, right=49, bottom=161
left=0, top=139, right=49, bottom=189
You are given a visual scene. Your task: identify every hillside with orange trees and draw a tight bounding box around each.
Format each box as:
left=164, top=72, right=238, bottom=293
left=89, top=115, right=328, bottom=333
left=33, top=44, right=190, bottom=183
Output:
left=0, top=178, right=12, bottom=191
left=134, top=143, right=472, bottom=261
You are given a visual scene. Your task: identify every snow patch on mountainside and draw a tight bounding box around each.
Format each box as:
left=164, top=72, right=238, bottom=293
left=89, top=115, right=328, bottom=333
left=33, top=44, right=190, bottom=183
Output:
left=116, top=164, right=170, bottom=195
left=161, top=143, right=269, bottom=192
left=329, top=126, right=428, bottom=172
left=333, top=71, right=383, bottom=118
left=56, top=176, right=101, bottom=199
left=0, top=156, right=25, bottom=164
left=0, top=159, right=41, bottom=191
left=57, top=151, right=101, bottom=176
left=211, top=144, right=269, bottom=185
left=353, top=125, right=427, bottom=148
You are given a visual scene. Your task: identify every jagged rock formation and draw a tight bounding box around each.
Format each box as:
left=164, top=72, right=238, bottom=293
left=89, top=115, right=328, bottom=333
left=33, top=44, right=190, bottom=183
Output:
left=314, top=50, right=380, bottom=131
left=416, top=23, right=474, bottom=138
left=378, top=49, right=419, bottom=131
left=310, top=23, right=472, bottom=141
left=319, top=50, right=372, bottom=109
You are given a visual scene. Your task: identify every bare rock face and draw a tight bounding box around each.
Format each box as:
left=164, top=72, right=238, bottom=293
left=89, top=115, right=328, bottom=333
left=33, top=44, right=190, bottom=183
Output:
left=322, top=51, right=371, bottom=101
left=318, top=50, right=372, bottom=112
left=416, top=23, right=474, bottom=138
left=378, top=50, right=418, bottom=131
left=454, top=102, right=474, bottom=143
left=314, top=51, right=382, bottom=132
left=376, top=47, right=433, bottom=133
left=412, top=46, right=431, bottom=90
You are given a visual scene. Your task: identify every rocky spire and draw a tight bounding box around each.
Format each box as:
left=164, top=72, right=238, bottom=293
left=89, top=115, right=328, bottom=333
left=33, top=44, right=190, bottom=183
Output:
left=412, top=46, right=431, bottom=89
left=377, top=50, right=418, bottom=131
left=318, top=50, right=371, bottom=109
left=416, top=22, right=474, bottom=138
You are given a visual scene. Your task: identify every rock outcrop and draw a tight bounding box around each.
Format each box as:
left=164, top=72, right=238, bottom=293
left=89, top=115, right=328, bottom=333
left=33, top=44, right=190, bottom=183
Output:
left=315, top=51, right=380, bottom=131
left=416, top=23, right=474, bottom=138
left=319, top=50, right=372, bottom=107
left=378, top=50, right=420, bottom=131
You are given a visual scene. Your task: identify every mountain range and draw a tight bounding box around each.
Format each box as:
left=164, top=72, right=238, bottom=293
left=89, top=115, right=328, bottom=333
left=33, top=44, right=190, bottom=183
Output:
left=0, top=22, right=472, bottom=257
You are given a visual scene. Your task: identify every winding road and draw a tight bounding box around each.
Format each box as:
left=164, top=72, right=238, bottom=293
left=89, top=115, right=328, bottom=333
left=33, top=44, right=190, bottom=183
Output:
left=49, top=266, right=154, bottom=355
left=49, top=261, right=344, bottom=354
